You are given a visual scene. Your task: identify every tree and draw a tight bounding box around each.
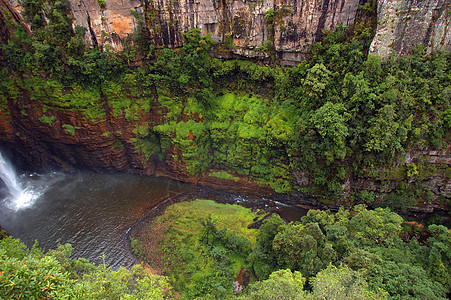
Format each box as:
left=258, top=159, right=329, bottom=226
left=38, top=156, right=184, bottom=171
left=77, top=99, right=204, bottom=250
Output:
left=240, top=269, right=306, bottom=300
left=0, top=237, right=86, bottom=299
left=81, top=263, right=170, bottom=299
left=249, top=214, right=286, bottom=279
left=273, top=222, right=336, bottom=278
left=310, top=101, right=350, bottom=163
left=301, top=207, right=350, bottom=231
left=302, top=63, right=331, bottom=106
left=426, top=225, right=451, bottom=289
left=365, top=104, right=404, bottom=157
left=0, top=237, right=172, bottom=299
left=311, top=264, right=387, bottom=300
left=348, top=205, right=403, bottom=246
left=365, top=260, right=447, bottom=299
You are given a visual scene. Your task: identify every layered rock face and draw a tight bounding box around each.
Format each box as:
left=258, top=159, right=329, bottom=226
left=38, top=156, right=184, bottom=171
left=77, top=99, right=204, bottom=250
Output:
left=0, top=93, right=273, bottom=195
left=70, top=0, right=366, bottom=63
left=1, top=88, right=449, bottom=207
left=1, top=0, right=450, bottom=209
left=0, top=93, right=155, bottom=174
left=69, top=0, right=451, bottom=62
left=5, top=0, right=450, bottom=61
left=70, top=0, right=142, bottom=51
left=350, top=148, right=451, bottom=214
left=369, top=0, right=451, bottom=58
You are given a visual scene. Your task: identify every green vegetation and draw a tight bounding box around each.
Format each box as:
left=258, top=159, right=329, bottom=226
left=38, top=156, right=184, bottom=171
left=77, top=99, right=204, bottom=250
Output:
left=1, top=5, right=449, bottom=207
left=1, top=3, right=450, bottom=299
left=97, top=0, right=105, bottom=8
left=1, top=201, right=449, bottom=299
left=132, top=200, right=450, bottom=299
left=138, top=199, right=266, bottom=298
left=63, top=124, right=76, bottom=135
left=209, top=171, right=240, bottom=181
left=0, top=237, right=171, bottom=299
left=130, top=237, right=145, bottom=259
left=240, top=266, right=386, bottom=300
left=39, top=114, right=56, bottom=126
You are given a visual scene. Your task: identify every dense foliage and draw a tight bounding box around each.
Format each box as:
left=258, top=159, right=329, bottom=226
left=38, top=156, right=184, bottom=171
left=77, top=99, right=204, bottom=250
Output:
left=1, top=6, right=449, bottom=208
left=0, top=200, right=451, bottom=299
left=0, top=235, right=171, bottom=299
left=132, top=201, right=450, bottom=299
left=2, top=202, right=449, bottom=299
left=247, top=206, right=450, bottom=299
left=0, top=2, right=450, bottom=299
left=131, top=199, right=265, bottom=298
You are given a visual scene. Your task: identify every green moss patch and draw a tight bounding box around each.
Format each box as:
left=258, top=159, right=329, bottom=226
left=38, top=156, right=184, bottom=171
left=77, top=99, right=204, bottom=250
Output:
left=208, top=171, right=240, bottom=181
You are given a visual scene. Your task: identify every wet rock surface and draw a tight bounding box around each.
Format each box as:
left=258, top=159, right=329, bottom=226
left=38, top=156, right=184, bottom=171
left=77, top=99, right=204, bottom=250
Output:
left=69, top=0, right=450, bottom=62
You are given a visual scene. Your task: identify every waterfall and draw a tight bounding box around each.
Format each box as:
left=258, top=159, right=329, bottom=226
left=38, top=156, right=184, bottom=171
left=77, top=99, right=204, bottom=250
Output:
left=0, top=152, right=39, bottom=210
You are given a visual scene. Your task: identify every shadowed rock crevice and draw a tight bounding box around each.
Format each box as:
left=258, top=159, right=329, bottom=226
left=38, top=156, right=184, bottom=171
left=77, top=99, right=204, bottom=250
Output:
left=315, top=0, right=331, bottom=42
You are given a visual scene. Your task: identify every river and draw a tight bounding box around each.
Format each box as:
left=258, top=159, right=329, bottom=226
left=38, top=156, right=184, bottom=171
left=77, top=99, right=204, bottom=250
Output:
left=0, top=171, right=196, bottom=268
left=0, top=171, right=307, bottom=269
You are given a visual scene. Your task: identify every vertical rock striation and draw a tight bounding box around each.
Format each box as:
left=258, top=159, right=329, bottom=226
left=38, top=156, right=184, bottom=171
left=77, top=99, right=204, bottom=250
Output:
left=0, top=91, right=156, bottom=174
left=66, top=0, right=366, bottom=63
left=370, top=0, right=451, bottom=59
left=5, top=0, right=450, bottom=61
left=272, top=0, right=364, bottom=62
left=69, top=0, right=142, bottom=51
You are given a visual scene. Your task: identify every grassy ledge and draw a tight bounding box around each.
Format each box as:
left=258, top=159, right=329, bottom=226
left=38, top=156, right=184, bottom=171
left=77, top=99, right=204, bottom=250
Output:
left=134, top=199, right=267, bottom=298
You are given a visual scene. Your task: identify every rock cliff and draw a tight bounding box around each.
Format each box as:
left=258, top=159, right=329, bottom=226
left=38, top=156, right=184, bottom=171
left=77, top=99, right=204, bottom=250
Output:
left=4, top=0, right=450, bottom=61
left=69, top=0, right=142, bottom=51
left=1, top=88, right=449, bottom=218
left=0, top=89, right=155, bottom=174
left=68, top=0, right=368, bottom=64
left=369, top=0, right=451, bottom=58
left=0, top=0, right=450, bottom=216
left=0, top=91, right=273, bottom=195
left=69, top=0, right=451, bottom=62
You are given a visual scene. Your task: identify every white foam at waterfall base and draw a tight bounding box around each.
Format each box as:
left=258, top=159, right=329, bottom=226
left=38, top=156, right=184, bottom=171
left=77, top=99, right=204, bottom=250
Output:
left=6, top=186, right=41, bottom=211
left=0, top=152, right=41, bottom=211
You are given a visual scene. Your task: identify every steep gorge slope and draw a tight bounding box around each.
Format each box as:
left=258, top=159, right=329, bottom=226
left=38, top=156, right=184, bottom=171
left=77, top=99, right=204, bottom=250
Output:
left=68, top=0, right=368, bottom=64
left=4, top=0, right=450, bottom=63
left=0, top=0, right=450, bottom=218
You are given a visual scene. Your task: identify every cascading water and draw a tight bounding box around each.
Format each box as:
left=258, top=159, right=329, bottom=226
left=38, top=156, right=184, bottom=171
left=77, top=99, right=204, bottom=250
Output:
left=0, top=152, right=40, bottom=210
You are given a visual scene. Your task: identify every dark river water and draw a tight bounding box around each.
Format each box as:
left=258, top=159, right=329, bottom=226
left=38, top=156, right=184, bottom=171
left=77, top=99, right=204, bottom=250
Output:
left=0, top=171, right=307, bottom=269
left=0, top=171, right=196, bottom=269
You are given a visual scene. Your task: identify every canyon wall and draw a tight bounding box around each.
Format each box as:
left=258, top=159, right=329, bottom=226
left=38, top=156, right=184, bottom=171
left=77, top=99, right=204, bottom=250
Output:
left=0, top=93, right=153, bottom=174
left=0, top=0, right=450, bottom=214
left=369, top=0, right=451, bottom=58
left=0, top=93, right=273, bottom=195
left=69, top=0, right=450, bottom=62
left=5, top=0, right=450, bottom=63
left=1, top=90, right=449, bottom=216
left=68, top=0, right=367, bottom=64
